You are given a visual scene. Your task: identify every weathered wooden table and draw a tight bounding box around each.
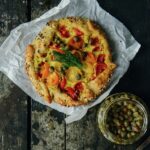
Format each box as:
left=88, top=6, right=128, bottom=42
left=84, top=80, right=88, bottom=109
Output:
left=0, top=0, right=150, bottom=149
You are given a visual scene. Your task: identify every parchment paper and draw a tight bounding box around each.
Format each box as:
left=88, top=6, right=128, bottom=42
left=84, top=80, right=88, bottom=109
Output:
left=0, top=0, right=141, bottom=123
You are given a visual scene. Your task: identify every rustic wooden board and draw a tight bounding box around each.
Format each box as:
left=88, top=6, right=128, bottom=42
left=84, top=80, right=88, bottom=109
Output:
left=32, top=102, right=65, bottom=150
left=31, top=1, right=65, bottom=150
left=0, top=0, right=28, bottom=149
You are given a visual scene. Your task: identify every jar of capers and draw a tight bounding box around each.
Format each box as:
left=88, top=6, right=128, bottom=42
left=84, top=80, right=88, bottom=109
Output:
left=97, top=93, right=149, bottom=144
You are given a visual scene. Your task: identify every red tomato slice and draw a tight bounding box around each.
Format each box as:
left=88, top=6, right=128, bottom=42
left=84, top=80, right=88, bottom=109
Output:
left=65, top=87, right=77, bottom=100
left=97, top=54, right=105, bottom=63
left=74, top=82, right=84, bottom=92
left=60, top=77, right=66, bottom=90
left=68, top=36, right=83, bottom=49
left=59, top=26, right=70, bottom=38
left=90, top=37, right=99, bottom=45
left=96, top=63, right=107, bottom=75
left=37, top=72, right=42, bottom=78
left=73, top=28, right=84, bottom=36
left=93, top=46, right=101, bottom=52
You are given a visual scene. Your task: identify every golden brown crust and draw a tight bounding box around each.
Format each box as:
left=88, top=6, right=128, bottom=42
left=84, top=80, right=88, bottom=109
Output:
left=25, top=45, right=52, bottom=103
left=25, top=17, right=116, bottom=106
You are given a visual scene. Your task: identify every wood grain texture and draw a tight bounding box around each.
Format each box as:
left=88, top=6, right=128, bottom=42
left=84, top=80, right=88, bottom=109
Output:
left=32, top=102, right=65, bottom=150
left=31, top=1, right=65, bottom=150
left=0, top=0, right=28, bottom=149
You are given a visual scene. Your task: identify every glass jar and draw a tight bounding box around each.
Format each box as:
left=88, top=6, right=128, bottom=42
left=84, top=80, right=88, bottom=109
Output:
left=97, top=92, right=149, bottom=145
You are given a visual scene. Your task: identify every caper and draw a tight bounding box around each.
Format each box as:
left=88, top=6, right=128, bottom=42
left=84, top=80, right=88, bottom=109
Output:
left=54, top=37, right=57, bottom=42
left=127, top=110, right=132, bottom=116
left=56, top=39, right=60, bottom=44
left=61, top=66, right=68, bottom=74
left=131, top=132, right=136, bottom=137
left=123, top=107, right=128, bottom=113
left=121, top=127, right=125, bottom=131
left=136, top=121, right=143, bottom=127
left=124, top=121, right=129, bottom=127
left=131, top=121, right=137, bottom=127
left=76, top=74, right=82, bottom=80
left=73, top=36, right=80, bottom=42
left=113, top=119, right=121, bottom=126
left=123, top=101, right=128, bottom=106
left=132, top=126, right=140, bottom=132
left=82, top=51, right=88, bottom=59
left=127, top=133, right=131, bottom=138
left=60, top=42, right=65, bottom=47
left=118, top=129, right=121, bottom=134
left=120, top=132, right=126, bottom=138
left=127, top=126, right=132, bottom=131
left=124, top=115, right=129, bottom=119
left=50, top=66, right=54, bottom=72
left=128, top=116, right=133, bottom=122
left=136, top=116, right=143, bottom=121
left=118, top=101, right=123, bottom=106
left=127, top=103, right=133, bottom=109
left=132, top=107, right=138, bottom=112
left=133, top=112, right=139, bottom=117
left=84, top=43, right=88, bottom=47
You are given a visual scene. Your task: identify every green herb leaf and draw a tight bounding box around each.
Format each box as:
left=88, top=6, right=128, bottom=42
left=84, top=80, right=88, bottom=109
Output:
left=53, top=51, right=82, bottom=68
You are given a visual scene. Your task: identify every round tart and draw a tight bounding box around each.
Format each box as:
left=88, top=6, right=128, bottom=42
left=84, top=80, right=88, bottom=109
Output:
left=25, top=17, right=116, bottom=106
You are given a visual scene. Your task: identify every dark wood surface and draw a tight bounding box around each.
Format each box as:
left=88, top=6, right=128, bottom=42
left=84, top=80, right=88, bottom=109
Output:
left=0, top=0, right=28, bottom=149
left=0, top=0, right=150, bottom=149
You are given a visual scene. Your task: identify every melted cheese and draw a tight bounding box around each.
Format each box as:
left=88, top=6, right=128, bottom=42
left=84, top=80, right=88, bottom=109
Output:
left=27, top=17, right=116, bottom=106
left=66, top=67, right=82, bottom=82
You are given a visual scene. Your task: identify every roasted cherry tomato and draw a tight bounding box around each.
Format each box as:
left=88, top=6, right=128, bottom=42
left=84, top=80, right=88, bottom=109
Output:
left=97, top=54, right=105, bottom=63
left=59, top=26, right=70, bottom=38
left=96, top=63, right=107, bottom=75
left=74, top=82, right=84, bottom=92
left=68, top=36, right=83, bottom=49
left=39, top=62, right=45, bottom=67
left=93, top=46, right=101, bottom=52
left=90, top=37, right=99, bottom=45
left=60, top=77, right=66, bottom=90
left=47, top=72, right=59, bottom=86
left=65, top=87, right=77, bottom=100
left=73, top=28, right=84, bottom=36
left=37, top=72, right=42, bottom=78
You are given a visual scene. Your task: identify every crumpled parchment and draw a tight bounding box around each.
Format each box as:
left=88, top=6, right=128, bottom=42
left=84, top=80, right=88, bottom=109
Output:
left=0, top=0, right=141, bottom=123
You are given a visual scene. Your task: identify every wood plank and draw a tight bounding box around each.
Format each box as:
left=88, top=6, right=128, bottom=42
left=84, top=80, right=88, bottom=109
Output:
left=32, top=102, right=65, bottom=150
left=66, top=107, right=100, bottom=150
left=31, top=1, right=65, bottom=149
left=0, top=0, right=28, bottom=149
left=31, top=0, right=60, bottom=19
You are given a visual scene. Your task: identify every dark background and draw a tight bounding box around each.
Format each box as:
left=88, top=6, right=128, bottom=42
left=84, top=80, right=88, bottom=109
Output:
left=0, top=0, right=150, bottom=149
